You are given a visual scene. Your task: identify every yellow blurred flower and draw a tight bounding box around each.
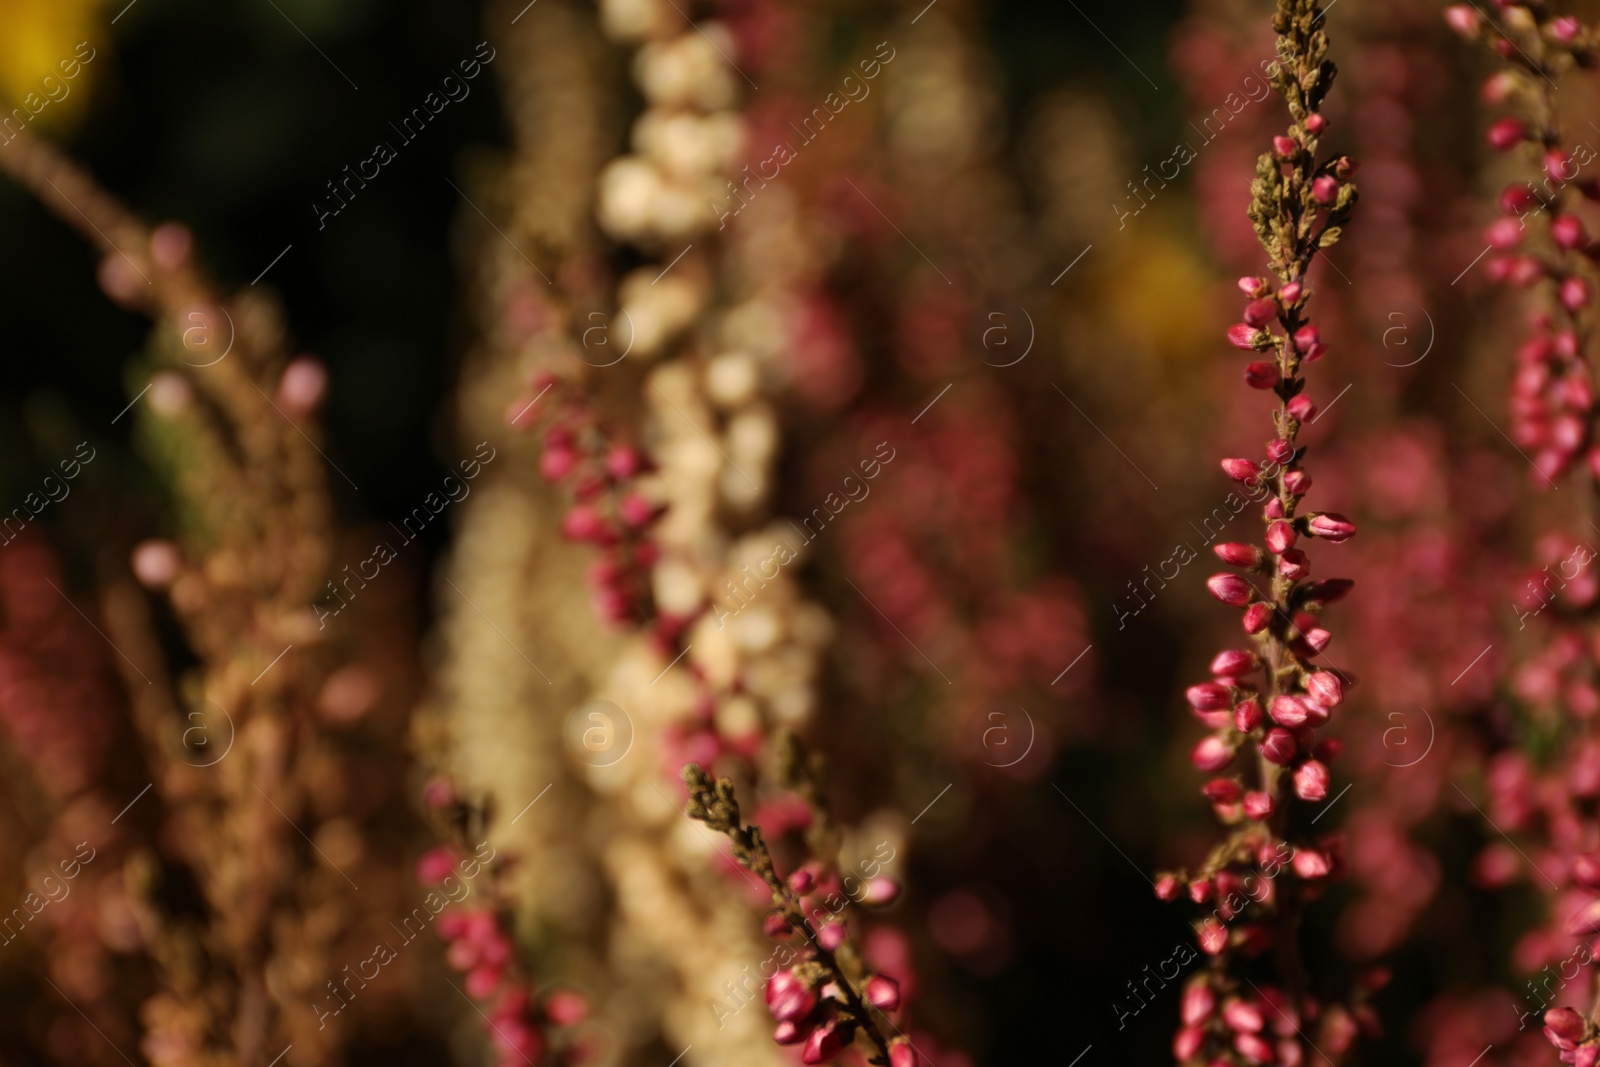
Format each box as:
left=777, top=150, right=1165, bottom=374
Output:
left=0, top=0, right=104, bottom=127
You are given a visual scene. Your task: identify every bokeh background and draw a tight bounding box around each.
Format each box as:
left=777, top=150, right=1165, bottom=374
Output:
left=0, top=0, right=1587, bottom=1065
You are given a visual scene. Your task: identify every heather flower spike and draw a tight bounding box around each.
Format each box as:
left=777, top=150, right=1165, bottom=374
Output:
left=1155, top=1, right=1368, bottom=1062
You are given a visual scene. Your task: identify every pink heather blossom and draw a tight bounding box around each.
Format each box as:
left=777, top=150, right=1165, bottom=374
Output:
left=1444, top=5, right=1481, bottom=36
left=1210, top=649, right=1257, bottom=676
left=1486, top=116, right=1528, bottom=151
left=817, top=923, right=847, bottom=951
left=802, top=1020, right=844, bottom=1064
left=1304, top=114, right=1326, bottom=135
left=1273, top=135, right=1297, bottom=157
left=1551, top=16, right=1582, bottom=43
left=1192, top=736, right=1237, bottom=772
left=774, top=1020, right=807, bottom=1045
left=1182, top=984, right=1216, bottom=1026
left=1291, top=849, right=1331, bottom=879
left=1236, top=1032, right=1275, bottom=1064
left=1286, top=394, right=1317, bottom=422
left=1261, top=728, right=1298, bottom=766
left=1224, top=999, right=1266, bottom=1034
left=1283, top=470, right=1311, bottom=495
left=1562, top=276, right=1592, bottom=311
left=1155, top=875, right=1182, bottom=901
left=1207, top=573, right=1254, bottom=606
left=1547, top=1008, right=1587, bottom=1045
left=1306, top=672, right=1344, bottom=706
left=1293, top=760, right=1330, bottom=802
left=865, top=975, right=902, bottom=1012
left=1269, top=695, right=1310, bottom=728
left=415, top=846, right=458, bottom=886
left=1565, top=899, right=1600, bottom=937
left=1265, top=521, right=1296, bottom=554
left=1278, top=550, right=1310, bottom=580
left=1174, top=1026, right=1205, bottom=1060
left=1187, top=682, right=1234, bottom=710
left=1243, top=792, right=1275, bottom=820
left=1244, top=361, right=1281, bottom=389
left=1307, top=513, right=1357, bottom=542
left=862, top=878, right=902, bottom=906
left=1198, top=919, right=1228, bottom=955
left=1573, top=854, right=1600, bottom=890
left=1221, top=458, right=1262, bottom=482
left=766, top=970, right=818, bottom=1022
left=1238, top=275, right=1269, bottom=296
left=889, top=1043, right=917, bottom=1067
left=1243, top=297, right=1279, bottom=328
left=1234, top=700, right=1263, bottom=732
left=1229, top=323, right=1267, bottom=350
left=1203, top=779, right=1242, bottom=803
left=1242, top=603, right=1272, bottom=634
left=1553, top=214, right=1588, bottom=249
left=1311, top=176, right=1339, bottom=204
left=1215, top=542, right=1261, bottom=567
left=1486, top=217, right=1523, bottom=249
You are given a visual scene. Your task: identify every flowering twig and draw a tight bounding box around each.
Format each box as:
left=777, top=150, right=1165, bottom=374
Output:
left=1158, top=0, right=1376, bottom=1062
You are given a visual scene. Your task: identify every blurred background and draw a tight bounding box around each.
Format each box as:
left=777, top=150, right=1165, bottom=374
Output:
left=0, top=0, right=1585, bottom=1065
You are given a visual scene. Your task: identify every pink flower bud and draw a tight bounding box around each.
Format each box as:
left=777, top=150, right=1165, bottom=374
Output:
left=789, top=868, right=815, bottom=895
left=1273, top=135, right=1297, bottom=158
left=1211, top=649, right=1258, bottom=676
left=1266, top=438, right=1294, bottom=463
left=1287, top=394, right=1317, bottom=422
left=1188, top=681, right=1234, bottom=710
left=1207, top=573, right=1254, bottom=606
left=1235, top=699, right=1264, bottom=732
left=1230, top=323, right=1268, bottom=350
left=1294, top=760, right=1331, bottom=801
left=620, top=492, right=655, bottom=528
left=1197, top=918, right=1228, bottom=955
left=1266, top=521, right=1297, bottom=554
left=1269, top=695, right=1310, bottom=728
left=1236, top=1031, right=1275, bottom=1064
left=1444, top=5, right=1481, bottom=35
left=1293, top=325, right=1322, bottom=353
left=1243, top=603, right=1273, bottom=634
left=1486, top=217, right=1524, bottom=250
left=1215, top=542, right=1262, bottom=567
left=1300, top=626, right=1332, bottom=655
left=561, top=505, right=608, bottom=543
left=764, top=913, right=795, bottom=938
left=1278, top=549, right=1310, bottom=581
left=766, top=970, right=818, bottom=1023
left=1549, top=149, right=1576, bottom=182
left=1487, top=117, right=1528, bottom=152
left=1244, top=298, right=1280, bottom=328
left=1500, top=183, right=1541, bottom=216
left=1265, top=497, right=1285, bottom=519
left=1181, top=984, right=1217, bottom=1026
left=1304, top=114, right=1326, bottom=135
left=416, top=846, right=458, bottom=886
left=1221, top=458, right=1262, bottom=482
left=802, top=1020, right=844, bottom=1064
left=817, top=923, right=847, bottom=951
left=1563, top=276, right=1592, bottom=311
left=889, top=1042, right=918, bottom=1067
left=1312, top=175, right=1340, bottom=204
left=1307, top=513, right=1357, bottom=542
left=1155, top=874, right=1182, bottom=901
left=1261, top=728, right=1298, bottom=765
left=1551, top=16, right=1582, bottom=43
left=1174, top=1026, right=1205, bottom=1060
left=1238, top=276, right=1269, bottom=296
left=278, top=358, right=328, bottom=417
left=466, top=965, right=503, bottom=999
left=1192, top=735, right=1237, bottom=772
left=1225, top=999, right=1266, bottom=1033
left=606, top=445, right=641, bottom=479
left=545, top=990, right=588, bottom=1025
left=1245, top=361, right=1282, bottom=389
left=1574, top=854, right=1600, bottom=890
left=1203, top=780, right=1242, bottom=806
left=1553, top=215, right=1587, bottom=249
left=1566, top=898, right=1600, bottom=937
left=1292, top=848, right=1331, bottom=879
left=1546, top=1007, right=1587, bottom=1045
left=540, top=447, right=575, bottom=481
left=862, top=878, right=902, bottom=906
left=1306, top=672, right=1344, bottom=706
left=774, top=1020, right=808, bottom=1045
left=866, top=975, right=902, bottom=1012
left=1244, top=791, right=1275, bottom=820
